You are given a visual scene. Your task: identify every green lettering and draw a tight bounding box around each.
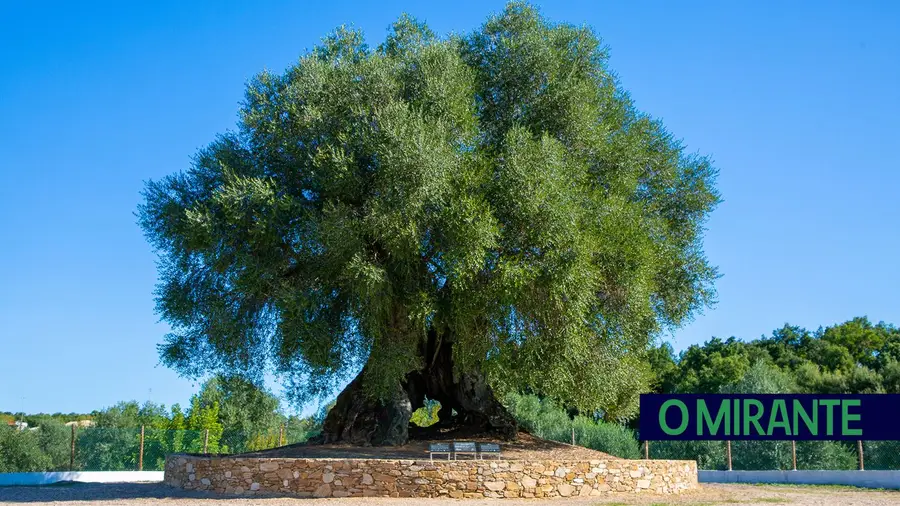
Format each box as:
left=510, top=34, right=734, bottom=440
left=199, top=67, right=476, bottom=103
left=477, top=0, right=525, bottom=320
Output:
left=698, top=399, right=730, bottom=436
left=743, top=399, right=765, bottom=435
left=842, top=399, right=862, bottom=436
left=793, top=399, right=818, bottom=436
left=660, top=399, right=689, bottom=436
left=767, top=399, right=791, bottom=436
left=820, top=399, right=840, bottom=436
left=734, top=398, right=741, bottom=435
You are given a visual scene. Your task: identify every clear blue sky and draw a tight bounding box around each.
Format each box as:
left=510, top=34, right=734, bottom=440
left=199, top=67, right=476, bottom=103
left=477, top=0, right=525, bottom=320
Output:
left=2, top=1, right=898, bottom=416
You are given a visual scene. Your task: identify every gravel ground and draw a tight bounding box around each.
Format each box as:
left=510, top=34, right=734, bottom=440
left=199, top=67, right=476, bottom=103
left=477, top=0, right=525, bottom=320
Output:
left=1, top=482, right=898, bottom=505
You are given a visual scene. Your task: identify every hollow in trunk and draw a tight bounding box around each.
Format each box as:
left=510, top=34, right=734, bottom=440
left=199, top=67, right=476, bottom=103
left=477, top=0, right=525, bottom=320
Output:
left=320, top=331, right=517, bottom=446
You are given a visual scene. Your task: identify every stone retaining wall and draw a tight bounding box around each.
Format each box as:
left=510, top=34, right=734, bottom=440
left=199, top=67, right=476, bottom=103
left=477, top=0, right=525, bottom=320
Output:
left=164, top=454, right=697, bottom=498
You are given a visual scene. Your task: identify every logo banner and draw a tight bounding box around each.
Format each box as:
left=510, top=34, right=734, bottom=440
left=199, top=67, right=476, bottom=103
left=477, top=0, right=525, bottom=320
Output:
left=639, top=394, right=900, bottom=440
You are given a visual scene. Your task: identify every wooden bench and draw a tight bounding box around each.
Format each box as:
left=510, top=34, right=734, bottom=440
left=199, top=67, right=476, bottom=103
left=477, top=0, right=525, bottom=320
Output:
left=477, top=442, right=501, bottom=460
left=451, top=441, right=478, bottom=460
left=428, top=442, right=452, bottom=461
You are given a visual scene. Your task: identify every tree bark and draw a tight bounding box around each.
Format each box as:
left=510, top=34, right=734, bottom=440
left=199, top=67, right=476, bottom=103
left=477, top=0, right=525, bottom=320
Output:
left=320, top=329, right=517, bottom=446
left=320, top=365, right=413, bottom=446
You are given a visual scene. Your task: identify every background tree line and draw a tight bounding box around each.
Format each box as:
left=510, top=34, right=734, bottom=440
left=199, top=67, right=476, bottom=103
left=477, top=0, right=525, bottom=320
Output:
left=648, top=316, right=900, bottom=396
left=5, top=316, right=900, bottom=472
left=0, top=376, right=322, bottom=472
left=643, top=316, right=900, bottom=470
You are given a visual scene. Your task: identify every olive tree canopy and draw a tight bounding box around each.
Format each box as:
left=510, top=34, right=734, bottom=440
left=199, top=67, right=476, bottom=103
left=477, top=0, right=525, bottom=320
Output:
left=140, top=2, right=719, bottom=445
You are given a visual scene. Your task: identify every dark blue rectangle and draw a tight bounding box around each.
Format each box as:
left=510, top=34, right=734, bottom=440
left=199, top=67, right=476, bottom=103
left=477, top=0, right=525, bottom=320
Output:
left=639, top=394, right=900, bottom=440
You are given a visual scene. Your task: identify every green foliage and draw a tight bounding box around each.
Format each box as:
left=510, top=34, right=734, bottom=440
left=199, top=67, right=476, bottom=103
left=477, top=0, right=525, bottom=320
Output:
left=505, top=393, right=640, bottom=458
left=286, top=415, right=322, bottom=443
left=724, top=440, right=856, bottom=471
left=674, top=337, right=755, bottom=394
left=410, top=399, right=441, bottom=427
left=571, top=416, right=642, bottom=460
left=722, top=360, right=796, bottom=395
left=822, top=317, right=890, bottom=367
left=139, top=1, right=719, bottom=418
left=730, top=440, right=792, bottom=471
left=0, top=375, right=322, bottom=472
left=143, top=427, right=194, bottom=470
left=200, top=376, right=282, bottom=433
left=649, top=317, right=900, bottom=396
left=186, top=397, right=223, bottom=452
left=92, top=401, right=170, bottom=429
left=861, top=441, right=900, bottom=470
left=646, top=342, right=679, bottom=393
left=795, top=441, right=856, bottom=470
left=245, top=432, right=279, bottom=451
left=187, top=375, right=285, bottom=453
left=651, top=440, right=726, bottom=470
left=75, top=428, right=141, bottom=471
left=647, top=318, right=900, bottom=470
left=651, top=439, right=857, bottom=471
left=35, top=419, right=71, bottom=470
left=0, top=427, right=51, bottom=472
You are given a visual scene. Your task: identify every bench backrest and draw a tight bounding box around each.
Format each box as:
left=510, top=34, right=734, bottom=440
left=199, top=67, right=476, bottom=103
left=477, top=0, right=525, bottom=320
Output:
left=452, top=441, right=477, bottom=452
left=428, top=443, right=451, bottom=452
left=478, top=443, right=500, bottom=453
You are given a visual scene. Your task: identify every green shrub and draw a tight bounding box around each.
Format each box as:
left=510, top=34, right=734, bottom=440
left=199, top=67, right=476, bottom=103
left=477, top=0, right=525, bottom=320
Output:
left=861, top=441, right=900, bottom=470
left=650, top=439, right=857, bottom=471
left=75, top=428, right=140, bottom=471
left=796, top=441, right=856, bottom=470
left=650, top=440, right=726, bottom=470
left=504, top=393, right=640, bottom=458
left=731, top=440, right=792, bottom=470
left=36, top=419, right=72, bottom=470
left=0, top=427, right=51, bottom=472
left=572, top=416, right=641, bottom=459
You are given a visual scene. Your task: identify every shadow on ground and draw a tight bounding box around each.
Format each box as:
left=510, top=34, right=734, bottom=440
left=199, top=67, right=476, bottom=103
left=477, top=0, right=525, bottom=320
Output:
left=0, top=482, right=224, bottom=503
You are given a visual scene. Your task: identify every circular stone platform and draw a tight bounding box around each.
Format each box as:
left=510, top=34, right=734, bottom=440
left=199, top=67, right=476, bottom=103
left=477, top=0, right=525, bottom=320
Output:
left=164, top=454, right=698, bottom=498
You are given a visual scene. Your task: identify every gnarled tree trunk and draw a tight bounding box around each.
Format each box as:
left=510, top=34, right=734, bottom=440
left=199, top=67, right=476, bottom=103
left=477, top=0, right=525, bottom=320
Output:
left=320, top=329, right=517, bottom=446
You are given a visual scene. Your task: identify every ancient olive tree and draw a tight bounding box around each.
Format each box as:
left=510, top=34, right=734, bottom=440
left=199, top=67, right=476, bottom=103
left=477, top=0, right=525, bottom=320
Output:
left=139, top=3, right=719, bottom=446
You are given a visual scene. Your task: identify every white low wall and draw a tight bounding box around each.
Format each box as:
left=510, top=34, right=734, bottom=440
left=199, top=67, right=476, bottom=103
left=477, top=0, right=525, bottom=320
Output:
left=0, top=471, right=164, bottom=486
left=701, top=470, right=900, bottom=489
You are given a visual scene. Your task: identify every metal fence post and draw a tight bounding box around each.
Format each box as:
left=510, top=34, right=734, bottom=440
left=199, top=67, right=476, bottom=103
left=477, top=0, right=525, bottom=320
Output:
left=643, top=440, right=649, bottom=459
left=203, top=429, right=210, bottom=454
left=726, top=440, right=732, bottom=471
left=791, top=440, right=797, bottom=471
left=70, top=425, right=76, bottom=471
left=858, top=440, right=865, bottom=471
left=139, top=425, right=145, bottom=471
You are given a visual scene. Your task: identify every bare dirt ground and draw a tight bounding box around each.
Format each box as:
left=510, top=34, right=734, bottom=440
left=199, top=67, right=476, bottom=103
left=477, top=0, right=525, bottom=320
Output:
left=236, top=431, right=617, bottom=461
left=1, top=483, right=898, bottom=506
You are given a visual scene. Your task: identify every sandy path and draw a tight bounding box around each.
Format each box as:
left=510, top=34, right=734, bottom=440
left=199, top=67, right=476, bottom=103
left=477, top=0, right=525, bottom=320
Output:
left=1, top=483, right=899, bottom=505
